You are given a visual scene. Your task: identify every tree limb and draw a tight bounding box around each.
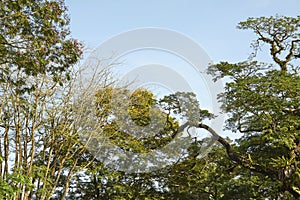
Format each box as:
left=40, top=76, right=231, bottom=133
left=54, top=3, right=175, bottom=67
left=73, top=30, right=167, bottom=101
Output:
left=183, top=121, right=300, bottom=199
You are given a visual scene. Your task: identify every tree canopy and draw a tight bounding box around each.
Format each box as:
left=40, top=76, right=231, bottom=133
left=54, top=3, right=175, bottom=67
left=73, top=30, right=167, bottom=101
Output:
left=0, top=2, right=299, bottom=199
left=0, top=0, right=82, bottom=87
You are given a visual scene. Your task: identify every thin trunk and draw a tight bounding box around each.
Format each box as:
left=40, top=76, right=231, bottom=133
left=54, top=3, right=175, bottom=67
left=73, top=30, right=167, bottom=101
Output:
left=0, top=135, right=2, bottom=179
left=38, top=145, right=54, bottom=200
left=46, top=156, right=66, bottom=200
left=60, top=159, right=78, bottom=200
left=23, top=111, right=30, bottom=200
left=4, top=126, right=9, bottom=177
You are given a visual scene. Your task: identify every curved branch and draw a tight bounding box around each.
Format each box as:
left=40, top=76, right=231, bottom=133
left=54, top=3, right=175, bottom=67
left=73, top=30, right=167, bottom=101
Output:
left=285, top=39, right=300, bottom=61
left=184, top=121, right=300, bottom=199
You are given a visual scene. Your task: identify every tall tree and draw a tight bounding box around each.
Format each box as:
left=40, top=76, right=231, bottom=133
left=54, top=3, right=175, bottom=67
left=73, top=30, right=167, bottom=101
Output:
left=0, top=0, right=83, bottom=199
left=205, top=15, right=300, bottom=199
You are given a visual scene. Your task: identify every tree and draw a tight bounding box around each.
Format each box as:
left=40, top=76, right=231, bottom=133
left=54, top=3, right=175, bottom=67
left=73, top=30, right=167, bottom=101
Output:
left=65, top=87, right=215, bottom=199
left=0, top=0, right=82, bottom=87
left=0, top=0, right=84, bottom=199
left=238, top=15, right=300, bottom=71
left=205, top=15, right=300, bottom=199
left=0, top=64, right=97, bottom=200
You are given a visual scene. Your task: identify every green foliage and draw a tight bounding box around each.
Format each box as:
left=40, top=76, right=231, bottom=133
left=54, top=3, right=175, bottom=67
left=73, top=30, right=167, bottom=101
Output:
left=94, top=87, right=214, bottom=154
left=0, top=173, right=33, bottom=200
left=0, top=0, right=82, bottom=86
left=208, top=15, right=300, bottom=199
left=0, top=0, right=83, bottom=199
left=1, top=4, right=300, bottom=198
left=237, top=15, right=300, bottom=71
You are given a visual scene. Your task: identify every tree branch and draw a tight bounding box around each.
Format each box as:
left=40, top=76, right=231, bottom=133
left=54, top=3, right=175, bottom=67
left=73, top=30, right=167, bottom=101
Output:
left=285, top=39, right=300, bottom=61
left=183, top=121, right=300, bottom=198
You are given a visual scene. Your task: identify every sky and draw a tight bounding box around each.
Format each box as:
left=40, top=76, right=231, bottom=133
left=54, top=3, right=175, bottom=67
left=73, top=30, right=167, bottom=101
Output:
left=65, top=0, right=300, bottom=63
left=64, top=0, right=300, bottom=138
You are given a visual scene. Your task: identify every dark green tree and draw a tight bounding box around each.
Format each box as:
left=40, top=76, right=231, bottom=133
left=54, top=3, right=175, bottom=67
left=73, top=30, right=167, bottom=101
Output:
left=207, top=15, right=300, bottom=199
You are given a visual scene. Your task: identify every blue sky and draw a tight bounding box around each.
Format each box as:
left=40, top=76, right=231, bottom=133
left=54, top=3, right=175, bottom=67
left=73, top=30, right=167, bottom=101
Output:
left=65, top=0, right=300, bottom=63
